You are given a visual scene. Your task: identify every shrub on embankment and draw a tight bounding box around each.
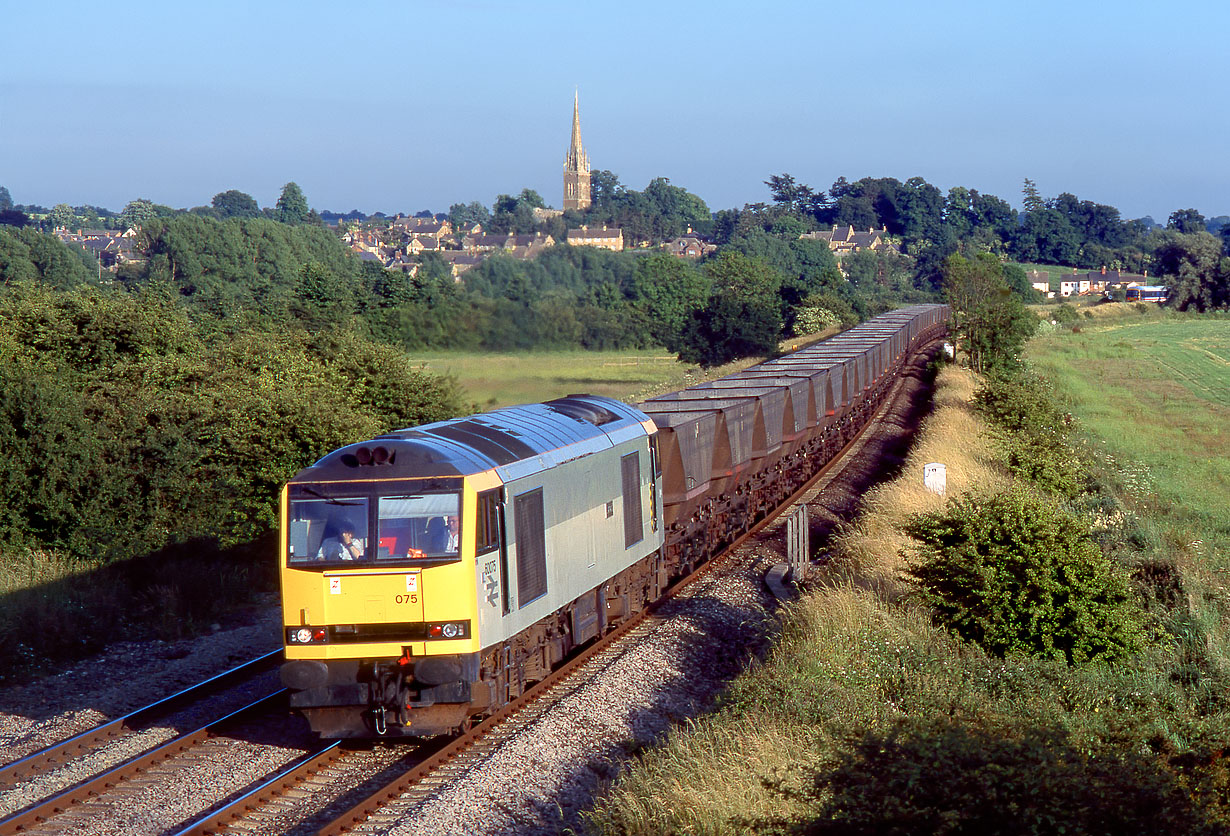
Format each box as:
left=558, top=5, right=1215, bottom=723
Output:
left=583, top=361, right=1230, bottom=835
left=0, top=283, right=468, bottom=681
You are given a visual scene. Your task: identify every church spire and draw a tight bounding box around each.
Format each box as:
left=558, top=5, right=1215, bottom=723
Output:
left=563, top=90, right=591, bottom=210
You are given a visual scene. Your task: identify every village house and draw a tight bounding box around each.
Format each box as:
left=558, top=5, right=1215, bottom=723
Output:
left=437, top=252, right=484, bottom=278
left=391, top=215, right=448, bottom=232
left=463, top=232, right=555, bottom=255
left=566, top=225, right=623, bottom=251
left=55, top=227, right=143, bottom=271
left=405, top=235, right=444, bottom=256
left=384, top=256, right=418, bottom=275
left=405, top=220, right=451, bottom=244
left=800, top=225, right=893, bottom=254
left=665, top=233, right=716, bottom=259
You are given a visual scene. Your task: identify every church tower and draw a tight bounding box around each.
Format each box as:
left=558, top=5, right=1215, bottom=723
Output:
left=562, top=91, right=591, bottom=211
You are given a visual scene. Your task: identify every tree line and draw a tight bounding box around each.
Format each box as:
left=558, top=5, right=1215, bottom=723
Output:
left=757, top=173, right=1230, bottom=311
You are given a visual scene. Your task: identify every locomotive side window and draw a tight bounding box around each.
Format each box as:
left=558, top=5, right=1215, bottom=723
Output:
left=376, top=493, right=461, bottom=560
left=287, top=498, right=369, bottom=564
left=475, top=490, right=500, bottom=555
left=621, top=452, right=643, bottom=548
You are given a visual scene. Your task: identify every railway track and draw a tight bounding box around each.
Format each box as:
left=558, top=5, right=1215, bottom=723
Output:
left=0, top=651, right=289, bottom=835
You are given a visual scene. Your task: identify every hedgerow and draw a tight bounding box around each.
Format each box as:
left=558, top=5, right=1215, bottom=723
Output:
left=973, top=371, right=1086, bottom=498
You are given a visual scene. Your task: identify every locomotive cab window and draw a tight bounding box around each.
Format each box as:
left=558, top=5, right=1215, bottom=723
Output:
left=287, top=497, right=370, bottom=565
left=376, top=493, right=461, bottom=561
left=475, top=489, right=500, bottom=555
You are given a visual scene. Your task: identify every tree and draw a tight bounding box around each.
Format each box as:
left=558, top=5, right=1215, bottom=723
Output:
left=0, top=209, right=31, bottom=228
left=971, top=191, right=1017, bottom=240
left=823, top=177, right=903, bottom=232
left=488, top=190, right=540, bottom=234
left=1021, top=178, right=1044, bottom=213
left=1152, top=230, right=1229, bottom=311
left=589, top=169, right=624, bottom=207
left=643, top=177, right=712, bottom=240
left=672, top=251, right=783, bottom=367
left=276, top=182, right=311, bottom=225
left=0, top=186, right=12, bottom=211
left=212, top=189, right=261, bottom=219
left=1167, top=207, right=1207, bottom=235
left=1012, top=207, right=1080, bottom=265
left=119, top=199, right=156, bottom=229
left=517, top=188, right=545, bottom=209
left=942, top=253, right=1037, bottom=374
left=630, top=254, right=710, bottom=346
left=897, top=176, right=945, bottom=244
left=765, top=173, right=822, bottom=217
left=49, top=204, right=76, bottom=230
left=447, top=201, right=490, bottom=230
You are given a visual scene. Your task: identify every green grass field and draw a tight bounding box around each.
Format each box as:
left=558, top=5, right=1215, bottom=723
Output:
left=1026, top=315, right=1230, bottom=558
left=409, top=349, right=696, bottom=409
left=407, top=338, right=827, bottom=410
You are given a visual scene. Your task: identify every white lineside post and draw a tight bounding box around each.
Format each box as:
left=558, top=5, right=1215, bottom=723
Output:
left=924, top=462, right=947, bottom=496
left=786, top=504, right=809, bottom=582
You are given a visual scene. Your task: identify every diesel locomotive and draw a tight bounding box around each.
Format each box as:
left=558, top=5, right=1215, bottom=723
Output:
left=278, top=304, right=948, bottom=738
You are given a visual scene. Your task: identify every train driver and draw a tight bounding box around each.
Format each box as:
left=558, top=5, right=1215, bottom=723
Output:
left=320, top=522, right=365, bottom=561
left=427, top=515, right=459, bottom=554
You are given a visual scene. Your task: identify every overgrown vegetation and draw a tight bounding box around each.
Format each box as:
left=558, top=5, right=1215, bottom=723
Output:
left=584, top=315, right=1230, bottom=834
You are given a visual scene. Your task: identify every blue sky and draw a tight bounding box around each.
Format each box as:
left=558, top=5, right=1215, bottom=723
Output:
left=3, top=0, right=1227, bottom=222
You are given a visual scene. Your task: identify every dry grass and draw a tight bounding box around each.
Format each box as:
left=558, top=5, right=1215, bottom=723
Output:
left=0, top=549, right=95, bottom=595
left=589, top=723, right=815, bottom=836
left=832, top=365, right=1008, bottom=582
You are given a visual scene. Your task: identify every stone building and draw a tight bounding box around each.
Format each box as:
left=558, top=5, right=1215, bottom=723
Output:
left=563, top=92, right=591, bottom=211
left=567, top=225, right=622, bottom=251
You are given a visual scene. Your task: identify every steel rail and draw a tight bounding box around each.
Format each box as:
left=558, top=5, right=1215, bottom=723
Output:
left=312, top=336, right=945, bottom=836
left=167, top=740, right=344, bottom=836
left=0, top=689, right=287, bottom=836
left=0, top=649, right=282, bottom=789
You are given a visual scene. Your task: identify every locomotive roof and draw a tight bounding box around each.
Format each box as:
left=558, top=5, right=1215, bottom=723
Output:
left=291, top=394, right=652, bottom=483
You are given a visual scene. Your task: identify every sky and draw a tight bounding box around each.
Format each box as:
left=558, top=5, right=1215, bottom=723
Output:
left=3, top=0, right=1228, bottom=223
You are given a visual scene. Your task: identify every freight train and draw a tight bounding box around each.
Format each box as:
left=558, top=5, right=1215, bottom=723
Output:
left=278, top=304, right=948, bottom=738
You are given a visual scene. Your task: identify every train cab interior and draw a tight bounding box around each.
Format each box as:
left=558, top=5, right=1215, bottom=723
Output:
left=286, top=491, right=460, bottom=565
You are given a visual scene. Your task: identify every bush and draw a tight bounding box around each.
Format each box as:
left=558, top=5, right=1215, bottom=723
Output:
left=1052, top=302, right=1081, bottom=324
left=904, top=487, right=1148, bottom=663
left=777, top=717, right=1222, bottom=836
left=792, top=305, right=841, bottom=336
left=973, top=372, right=1085, bottom=497
left=0, top=284, right=470, bottom=560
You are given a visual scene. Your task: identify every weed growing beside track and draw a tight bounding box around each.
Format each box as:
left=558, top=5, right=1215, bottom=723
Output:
left=583, top=337, right=1230, bottom=834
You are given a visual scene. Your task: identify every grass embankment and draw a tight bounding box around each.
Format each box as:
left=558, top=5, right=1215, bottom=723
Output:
left=584, top=314, right=1230, bottom=834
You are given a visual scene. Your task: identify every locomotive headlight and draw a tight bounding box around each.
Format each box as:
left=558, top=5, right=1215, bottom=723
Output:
left=427, top=621, right=467, bottom=639
left=288, top=627, right=327, bottom=644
